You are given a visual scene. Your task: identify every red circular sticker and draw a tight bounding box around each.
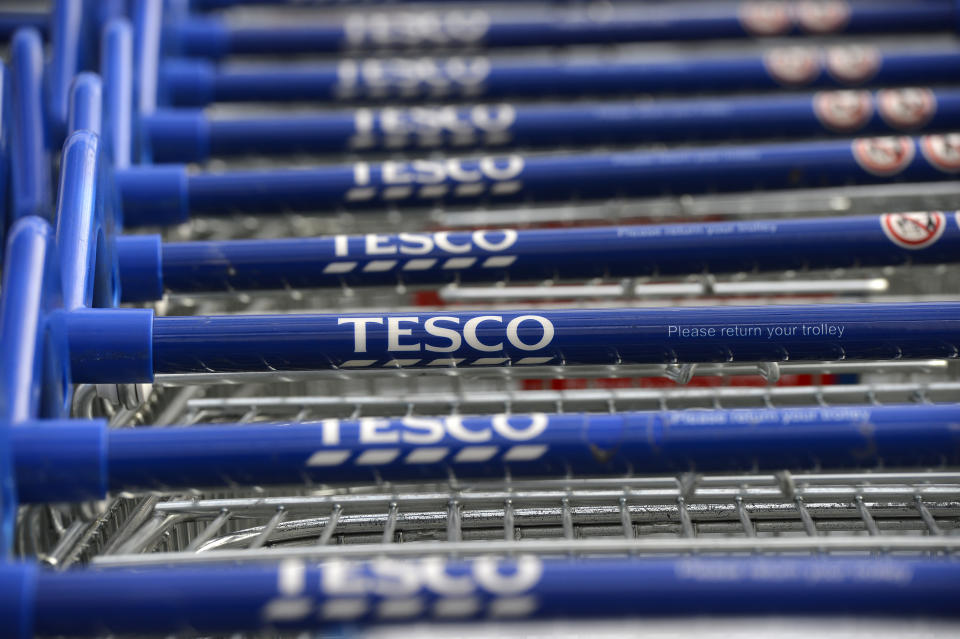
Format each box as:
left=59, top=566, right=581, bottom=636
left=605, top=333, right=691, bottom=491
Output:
left=794, top=0, right=851, bottom=33
left=920, top=134, right=960, bottom=173
left=813, top=90, right=873, bottom=133
left=825, top=45, right=881, bottom=85
left=764, top=47, right=820, bottom=86
left=852, top=136, right=915, bottom=177
left=739, top=1, right=793, bottom=35
left=877, top=88, right=937, bottom=130
left=880, top=212, right=946, bottom=249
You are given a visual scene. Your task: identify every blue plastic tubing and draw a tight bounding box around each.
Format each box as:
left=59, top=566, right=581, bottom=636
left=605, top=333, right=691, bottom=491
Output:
left=160, top=45, right=960, bottom=105
left=118, top=132, right=960, bottom=224
left=120, top=302, right=960, bottom=377
left=10, top=404, right=960, bottom=503
left=165, top=1, right=956, bottom=57
left=4, top=556, right=959, bottom=636
left=131, top=212, right=960, bottom=297
left=143, top=87, right=960, bottom=161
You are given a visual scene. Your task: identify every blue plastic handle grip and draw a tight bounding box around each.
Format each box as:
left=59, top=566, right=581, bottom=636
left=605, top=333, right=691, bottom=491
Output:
left=10, top=29, right=50, bottom=223
left=160, top=45, right=960, bottom=105
left=166, top=2, right=955, bottom=57
left=100, top=18, right=133, bottom=170
left=139, top=303, right=960, bottom=375
left=13, top=557, right=960, bottom=636
left=119, top=132, right=960, bottom=223
left=13, top=403, right=960, bottom=501
left=145, top=213, right=960, bottom=296
left=47, top=0, right=85, bottom=145
left=12, top=403, right=957, bottom=500
left=143, top=87, right=960, bottom=162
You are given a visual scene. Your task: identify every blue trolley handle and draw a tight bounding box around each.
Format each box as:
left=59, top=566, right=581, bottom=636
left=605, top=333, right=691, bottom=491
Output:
left=55, top=301, right=960, bottom=382
left=118, top=131, right=960, bottom=224
left=165, top=1, right=958, bottom=58
left=159, top=45, right=960, bottom=106
left=120, top=212, right=960, bottom=300
left=8, top=404, right=960, bottom=503
left=2, top=556, right=959, bottom=637
left=142, top=87, right=960, bottom=162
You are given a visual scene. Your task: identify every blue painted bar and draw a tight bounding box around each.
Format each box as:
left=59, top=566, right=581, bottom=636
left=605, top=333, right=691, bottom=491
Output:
left=14, top=557, right=960, bottom=636
left=166, top=2, right=956, bottom=57
left=147, top=213, right=960, bottom=296
left=119, top=132, right=960, bottom=224
left=12, top=403, right=960, bottom=501
left=160, top=45, right=960, bottom=105
left=142, top=87, right=960, bottom=161
left=141, top=303, right=960, bottom=375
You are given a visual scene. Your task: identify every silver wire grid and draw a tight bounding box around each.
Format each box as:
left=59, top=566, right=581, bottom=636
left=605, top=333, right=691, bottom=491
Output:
left=25, top=178, right=960, bottom=572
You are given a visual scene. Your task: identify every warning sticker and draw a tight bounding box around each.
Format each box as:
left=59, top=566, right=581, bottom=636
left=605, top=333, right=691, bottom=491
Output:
left=824, top=45, right=881, bottom=85
left=739, top=1, right=793, bottom=35
left=877, top=88, right=936, bottom=131
left=813, top=90, right=873, bottom=132
left=795, top=0, right=851, bottom=34
left=880, top=212, right=946, bottom=249
left=920, top=133, right=960, bottom=173
left=852, top=136, right=915, bottom=176
left=764, top=47, right=820, bottom=86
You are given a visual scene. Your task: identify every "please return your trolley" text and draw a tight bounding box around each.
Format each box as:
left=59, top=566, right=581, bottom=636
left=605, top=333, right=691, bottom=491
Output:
left=668, top=323, right=846, bottom=339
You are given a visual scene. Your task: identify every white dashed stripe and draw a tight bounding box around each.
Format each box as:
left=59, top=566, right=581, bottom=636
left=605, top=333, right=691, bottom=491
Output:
left=472, top=357, right=509, bottom=366
left=489, top=596, right=538, bottom=618
left=323, top=599, right=367, bottom=620
left=348, top=135, right=375, bottom=149
left=378, top=598, right=424, bottom=619
left=454, top=183, right=485, bottom=197
left=383, top=135, right=408, bottom=149
left=442, top=257, right=477, bottom=269
left=451, top=132, right=476, bottom=146
left=263, top=599, right=312, bottom=622
left=434, top=597, right=480, bottom=618
left=363, top=260, right=398, bottom=272
left=355, top=448, right=401, bottom=465
left=482, top=255, right=517, bottom=268
left=491, top=180, right=522, bottom=195
left=428, top=358, right=465, bottom=366
left=403, top=258, right=438, bottom=271
left=382, top=186, right=413, bottom=200
left=503, top=445, right=548, bottom=461
left=345, top=187, right=376, bottom=201
left=405, top=447, right=450, bottom=463
left=415, top=134, right=442, bottom=148
left=418, top=185, right=448, bottom=199
left=342, top=359, right=377, bottom=368
left=306, top=450, right=351, bottom=467
left=515, top=356, right=554, bottom=365
left=454, top=446, right=499, bottom=462
left=323, top=261, right=357, bottom=274
left=385, top=359, right=420, bottom=367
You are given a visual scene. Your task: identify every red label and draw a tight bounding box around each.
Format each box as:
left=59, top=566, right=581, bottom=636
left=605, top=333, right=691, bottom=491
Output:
left=825, top=46, right=881, bottom=85
left=920, top=134, right=960, bottom=173
left=739, top=1, right=793, bottom=35
left=877, top=88, right=936, bottom=130
left=852, top=136, right=915, bottom=177
left=764, top=47, right=820, bottom=86
left=880, top=212, right=946, bottom=249
left=795, top=0, right=851, bottom=33
left=813, top=90, right=873, bottom=132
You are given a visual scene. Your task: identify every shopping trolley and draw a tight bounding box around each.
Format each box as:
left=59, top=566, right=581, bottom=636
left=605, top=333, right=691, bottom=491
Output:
left=3, top=1, right=960, bottom=637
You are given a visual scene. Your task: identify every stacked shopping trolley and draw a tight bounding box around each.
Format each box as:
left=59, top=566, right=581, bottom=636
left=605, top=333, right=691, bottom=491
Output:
left=2, top=0, right=960, bottom=636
